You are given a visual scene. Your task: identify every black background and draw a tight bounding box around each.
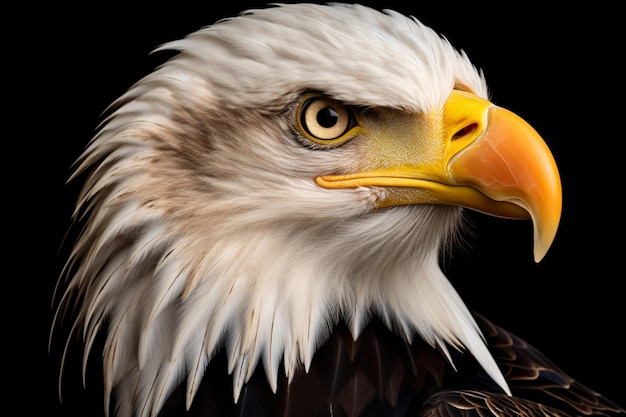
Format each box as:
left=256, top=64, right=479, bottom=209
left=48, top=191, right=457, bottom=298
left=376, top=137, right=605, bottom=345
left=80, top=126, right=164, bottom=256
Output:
left=13, top=1, right=623, bottom=415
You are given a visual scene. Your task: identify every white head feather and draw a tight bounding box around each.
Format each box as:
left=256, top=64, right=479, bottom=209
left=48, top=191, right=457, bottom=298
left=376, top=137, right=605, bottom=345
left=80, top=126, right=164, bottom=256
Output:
left=55, top=4, right=507, bottom=417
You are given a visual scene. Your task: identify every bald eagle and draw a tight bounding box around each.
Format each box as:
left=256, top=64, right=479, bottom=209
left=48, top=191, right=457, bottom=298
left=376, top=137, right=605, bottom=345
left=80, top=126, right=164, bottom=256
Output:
left=52, top=3, right=625, bottom=417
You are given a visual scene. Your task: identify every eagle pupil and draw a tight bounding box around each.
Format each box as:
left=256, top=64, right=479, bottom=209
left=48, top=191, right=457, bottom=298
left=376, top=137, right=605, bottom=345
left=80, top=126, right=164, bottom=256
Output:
left=317, top=107, right=338, bottom=128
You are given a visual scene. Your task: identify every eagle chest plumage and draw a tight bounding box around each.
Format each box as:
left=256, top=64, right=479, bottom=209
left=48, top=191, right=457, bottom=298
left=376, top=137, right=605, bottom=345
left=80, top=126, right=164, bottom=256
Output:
left=159, top=320, right=453, bottom=417
left=52, top=3, right=625, bottom=417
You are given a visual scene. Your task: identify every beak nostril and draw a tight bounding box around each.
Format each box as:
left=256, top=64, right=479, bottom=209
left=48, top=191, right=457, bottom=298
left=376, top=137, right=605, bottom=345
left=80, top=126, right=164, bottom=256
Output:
left=453, top=123, right=478, bottom=140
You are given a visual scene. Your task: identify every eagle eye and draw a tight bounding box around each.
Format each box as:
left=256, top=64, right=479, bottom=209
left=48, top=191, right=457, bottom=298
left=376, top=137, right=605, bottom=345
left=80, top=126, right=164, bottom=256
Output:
left=297, top=96, right=358, bottom=146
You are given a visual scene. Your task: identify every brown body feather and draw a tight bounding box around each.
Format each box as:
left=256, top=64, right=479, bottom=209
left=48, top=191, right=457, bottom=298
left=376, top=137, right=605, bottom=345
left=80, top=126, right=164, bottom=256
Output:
left=150, top=314, right=624, bottom=417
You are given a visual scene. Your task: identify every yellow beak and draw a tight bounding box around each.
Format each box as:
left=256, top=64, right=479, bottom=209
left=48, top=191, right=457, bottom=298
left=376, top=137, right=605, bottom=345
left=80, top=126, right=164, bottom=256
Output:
left=316, top=90, right=562, bottom=262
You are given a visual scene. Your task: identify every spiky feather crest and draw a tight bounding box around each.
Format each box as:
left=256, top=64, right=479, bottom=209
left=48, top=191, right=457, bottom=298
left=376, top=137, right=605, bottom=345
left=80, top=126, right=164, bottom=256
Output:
left=54, top=4, right=505, bottom=417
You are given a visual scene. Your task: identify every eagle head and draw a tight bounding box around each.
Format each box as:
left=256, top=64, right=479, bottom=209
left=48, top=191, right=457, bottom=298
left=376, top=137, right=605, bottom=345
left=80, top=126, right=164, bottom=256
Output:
left=54, top=4, right=561, bottom=417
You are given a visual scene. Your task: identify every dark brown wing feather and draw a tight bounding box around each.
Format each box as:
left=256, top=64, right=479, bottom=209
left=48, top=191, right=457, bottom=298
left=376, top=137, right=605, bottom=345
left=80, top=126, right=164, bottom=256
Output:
left=461, top=313, right=626, bottom=417
left=419, top=313, right=625, bottom=416
left=421, top=390, right=580, bottom=417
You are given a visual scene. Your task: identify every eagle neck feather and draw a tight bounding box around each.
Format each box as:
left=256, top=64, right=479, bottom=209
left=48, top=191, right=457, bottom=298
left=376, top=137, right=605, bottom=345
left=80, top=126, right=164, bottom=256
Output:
left=62, top=191, right=511, bottom=417
left=163, top=205, right=511, bottom=404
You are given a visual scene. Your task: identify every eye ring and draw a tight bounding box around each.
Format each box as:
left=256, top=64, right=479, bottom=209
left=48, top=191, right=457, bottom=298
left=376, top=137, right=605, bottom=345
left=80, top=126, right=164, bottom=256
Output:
left=297, top=95, right=359, bottom=146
